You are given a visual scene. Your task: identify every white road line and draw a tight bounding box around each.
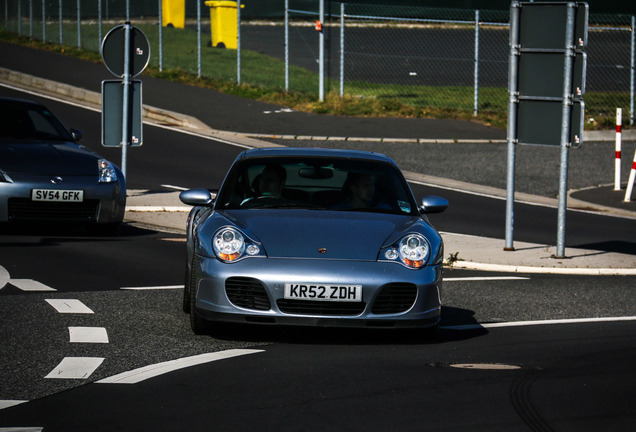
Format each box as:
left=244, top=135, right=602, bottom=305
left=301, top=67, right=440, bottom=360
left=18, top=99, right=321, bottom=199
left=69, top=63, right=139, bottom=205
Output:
left=444, top=276, right=530, bottom=282
left=45, top=299, right=94, bottom=314
left=161, top=184, right=189, bottom=191
left=0, top=266, right=9, bottom=289
left=97, top=349, right=264, bottom=384
left=120, top=285, right=184, bottom=290
left=45, top=357, right=105, bottom=379
left=443, top=316, right=636, bottom=331
left=68, top=327, right=109, bottom=344
left=0, top=427, right=42, bottom=432
left=0, top=400, right=28, bottom=410
left=8, top=279, right=56, bottom=292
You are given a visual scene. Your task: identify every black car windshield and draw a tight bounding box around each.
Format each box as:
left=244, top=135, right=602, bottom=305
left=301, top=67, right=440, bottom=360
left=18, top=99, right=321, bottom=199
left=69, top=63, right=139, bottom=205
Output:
left=216, top=156, right=418, bottom=215
left=0, top=100, right=74, bottom=141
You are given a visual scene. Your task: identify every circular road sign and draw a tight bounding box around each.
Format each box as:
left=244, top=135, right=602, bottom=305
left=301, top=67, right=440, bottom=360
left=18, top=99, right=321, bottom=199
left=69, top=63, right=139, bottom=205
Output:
left=101, top=24, right=150, bottom=77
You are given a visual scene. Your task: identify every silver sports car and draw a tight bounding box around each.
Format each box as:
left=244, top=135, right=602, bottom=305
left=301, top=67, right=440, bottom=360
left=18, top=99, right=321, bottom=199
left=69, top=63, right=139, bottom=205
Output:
left=180, top=148, right=448, bottom=335
left=0, top=97, right=125, bottom=231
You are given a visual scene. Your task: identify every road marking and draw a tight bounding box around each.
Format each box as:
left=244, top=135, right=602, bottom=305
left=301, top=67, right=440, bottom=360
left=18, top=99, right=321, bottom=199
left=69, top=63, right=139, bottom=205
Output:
left=120, top=285, right=184, bottom=290
left=0, top=400, right=28, bottom=410
left=45, top=357, right=105, bottom=379
left=444, top=276, right=530, bottom=282
left=45, top=299, right=94, bottom=314
left=444, top=316, right=636, bottom=331
left=97, top=349, right=264, bottom=384
left=69, top=327, right=109, bottom=344
left=8, top=279, right=56, bottom=292
left=0, top=266, right=9, bottom=289
left=0, top=427, right=42, bottom=431
left=161, top=184, right=189, bottom=191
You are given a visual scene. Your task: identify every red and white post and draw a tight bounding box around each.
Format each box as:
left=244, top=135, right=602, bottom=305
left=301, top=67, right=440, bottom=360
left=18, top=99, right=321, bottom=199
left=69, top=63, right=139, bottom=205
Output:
left=614, top=108, right=622, bottom=190
left=625, top=151, right=636, bottom=202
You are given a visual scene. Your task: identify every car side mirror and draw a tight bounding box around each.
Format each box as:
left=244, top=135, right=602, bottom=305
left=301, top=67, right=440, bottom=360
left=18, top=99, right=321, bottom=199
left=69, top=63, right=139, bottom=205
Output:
left=180, top=188, right=215, bottom=207
left=420, top=195, right=448, bottom=214
left=70, top=128, right=83, bottom=142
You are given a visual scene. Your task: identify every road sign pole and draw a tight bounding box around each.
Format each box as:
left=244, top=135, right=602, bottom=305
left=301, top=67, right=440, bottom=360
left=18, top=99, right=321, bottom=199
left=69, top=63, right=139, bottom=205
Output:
left=505, top=2, right=520, bottom=251
left=120, top=22, right=132, bottom=179
left=556, top=4, right=577, bottom=259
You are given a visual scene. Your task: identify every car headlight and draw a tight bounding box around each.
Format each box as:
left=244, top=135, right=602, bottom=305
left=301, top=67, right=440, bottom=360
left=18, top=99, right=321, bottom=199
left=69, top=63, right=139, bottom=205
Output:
left=212, top=227, right=265, bottom=262
left=381, top=234, right=430, bottom=269
left=98, top=159, right=118, bottom=183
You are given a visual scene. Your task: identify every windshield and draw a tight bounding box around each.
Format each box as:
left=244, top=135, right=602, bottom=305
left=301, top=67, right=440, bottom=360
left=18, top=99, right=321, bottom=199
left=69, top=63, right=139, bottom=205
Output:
left=216, top=156, right=418, bottom=215
left=0, top=100, right=74, bottom=141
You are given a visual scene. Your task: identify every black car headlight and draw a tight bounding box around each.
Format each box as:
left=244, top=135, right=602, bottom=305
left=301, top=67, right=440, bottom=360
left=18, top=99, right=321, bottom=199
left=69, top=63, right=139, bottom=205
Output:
left=98, top=159, right=118, bottom=183
left=212, top=227, right=265, bottom=262
left=381, top=234, right=430, bottom=269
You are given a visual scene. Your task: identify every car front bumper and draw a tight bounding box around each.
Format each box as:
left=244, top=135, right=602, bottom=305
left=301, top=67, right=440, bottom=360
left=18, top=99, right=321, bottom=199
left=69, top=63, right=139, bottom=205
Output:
left=193, top=255, right=443, bottom=329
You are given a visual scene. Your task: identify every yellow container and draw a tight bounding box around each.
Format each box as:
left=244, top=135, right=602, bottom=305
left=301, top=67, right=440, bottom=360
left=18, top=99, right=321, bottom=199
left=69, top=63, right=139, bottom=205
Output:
left=162, top=0, right=185, bottom=29
left=204, top=1, right=244, bottom=49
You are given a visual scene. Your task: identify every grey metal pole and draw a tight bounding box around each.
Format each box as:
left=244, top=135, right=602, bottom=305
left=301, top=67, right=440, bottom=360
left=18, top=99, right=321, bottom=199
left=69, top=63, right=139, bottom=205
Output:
left=42, top=0, right=45, bottom=42
left=631, top=15, right=635, bottom=126
left=58, top=0, right=62, bottom=44
left=76, top=0, right=80, bottom=48
left=340, top=2, right=344, bottom=97
left=98, top=0, right=101, bottom=45
left=237, top=0, right=241, bottom=84
left=159, top=0, right=163, bottom=71
left=284, top=0, right=289, bottom=91
left=473, top=9, right=479, bottom=117
left=197, top=0, right=201, bottom=78
left=319, top=0, right=324, bottom=101
left=121, top=22, right=131, bottom=179
left=29, top=0, right=32, bottom=38
left=555, top=3, right=577, bottom=258
left=505, top=2, right=520, bottom=251
left=18, top=0, right=21, bottom=35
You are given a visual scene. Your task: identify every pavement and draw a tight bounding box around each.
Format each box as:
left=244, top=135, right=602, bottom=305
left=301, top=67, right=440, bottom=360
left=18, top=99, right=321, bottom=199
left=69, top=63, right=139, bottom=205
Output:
left=1, top=42, right=635, bottom=275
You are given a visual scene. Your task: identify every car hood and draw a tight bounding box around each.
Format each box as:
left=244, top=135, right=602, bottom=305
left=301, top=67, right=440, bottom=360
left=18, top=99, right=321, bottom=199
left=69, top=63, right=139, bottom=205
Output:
left=220, top=210, right=420, bottom=260
left=0, top=141, right=98, bottom=176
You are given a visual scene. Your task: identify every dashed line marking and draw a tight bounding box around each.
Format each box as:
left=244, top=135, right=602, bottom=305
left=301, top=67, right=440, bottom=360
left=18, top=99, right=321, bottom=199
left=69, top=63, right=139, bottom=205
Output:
left=45, top=357, right=105, bottom=379
left=45, top=299, right=94, bottom=314
left=0, top=400, right=28, bottom=410
left=121, top=285, right=184, bottom=290
left=68, top=327, right=109, bottom=344
left=97, top=349, right=264, bottom=384
left=8, top=279, right=56, bottom=292
left=444, top=276, right=530, bottom=282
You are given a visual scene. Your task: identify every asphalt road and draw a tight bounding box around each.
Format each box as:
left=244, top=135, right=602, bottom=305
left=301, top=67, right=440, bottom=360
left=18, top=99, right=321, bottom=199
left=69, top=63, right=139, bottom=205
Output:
left=1, top=52, right=635, bottom=431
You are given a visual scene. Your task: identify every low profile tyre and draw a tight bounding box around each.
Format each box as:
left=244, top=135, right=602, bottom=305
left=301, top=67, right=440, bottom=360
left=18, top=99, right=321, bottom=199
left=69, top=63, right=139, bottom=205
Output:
left=189, top=253, right=209, bottom=335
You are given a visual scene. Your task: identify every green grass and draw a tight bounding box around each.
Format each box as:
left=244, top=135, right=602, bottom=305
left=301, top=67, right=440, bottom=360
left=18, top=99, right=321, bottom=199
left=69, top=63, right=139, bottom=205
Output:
left=1, top=23, right=628, bottom=130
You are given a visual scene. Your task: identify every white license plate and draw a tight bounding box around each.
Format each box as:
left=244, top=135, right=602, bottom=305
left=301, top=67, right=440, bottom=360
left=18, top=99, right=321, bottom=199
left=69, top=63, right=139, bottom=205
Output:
left=284, top=283, right=362, bottom=302
left=32, top=189, right=84, bottom=202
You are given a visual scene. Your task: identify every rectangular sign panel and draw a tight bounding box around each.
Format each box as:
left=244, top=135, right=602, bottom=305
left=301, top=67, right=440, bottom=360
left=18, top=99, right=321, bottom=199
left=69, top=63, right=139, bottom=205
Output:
left=101, top=80, right=143, bottom=147
left=517, top=51, right=586, bottom=98
left=516, top=99, right=584, bottom=147
left=519, top=2, right=588, bottom=50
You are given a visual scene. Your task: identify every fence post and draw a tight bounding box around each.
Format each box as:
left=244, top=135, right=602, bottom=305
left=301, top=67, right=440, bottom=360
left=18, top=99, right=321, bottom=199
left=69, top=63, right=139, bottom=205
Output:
left=340, top=2, right=344, bottom=97
left=58, top=0, right=62, bottom=44
left=97, top=0, right=101, bottom=44
left=29, top=0, right=32, bottom=38
left=76, top=0, right=80, bottom=48
left=42, top=0, right=46, bottom=42
left=631, top=15, right=635, bottom=126
left=615, top=108, right=622, bottom=190
left=197, top=0, right=201, bottom=78
left=474, top=9, right=479, bottom=117
left=285, top=0, right=289, bottom=91
left=158, top=0, right=163, bottom=71
left=237, top=0, right=241, bottom=84
left=318, top=0, right=325, bottom=102
left=17, top=0, right=21, bottom=35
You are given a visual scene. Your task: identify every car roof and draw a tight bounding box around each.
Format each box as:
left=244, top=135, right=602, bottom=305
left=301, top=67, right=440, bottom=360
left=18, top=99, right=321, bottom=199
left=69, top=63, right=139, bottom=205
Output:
left=0, top=97, right=45, bottom=108
left=238, top=147, right=395, bottom=164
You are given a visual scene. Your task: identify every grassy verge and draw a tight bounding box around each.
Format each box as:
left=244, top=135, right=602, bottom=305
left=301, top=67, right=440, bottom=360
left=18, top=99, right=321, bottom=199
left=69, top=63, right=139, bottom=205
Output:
left=1, top=24, right=626, bottom=130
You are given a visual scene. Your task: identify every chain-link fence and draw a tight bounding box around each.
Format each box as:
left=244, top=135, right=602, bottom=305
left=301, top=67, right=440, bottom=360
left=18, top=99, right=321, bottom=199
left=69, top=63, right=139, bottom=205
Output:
left=1, top=0, right=634, bottom=126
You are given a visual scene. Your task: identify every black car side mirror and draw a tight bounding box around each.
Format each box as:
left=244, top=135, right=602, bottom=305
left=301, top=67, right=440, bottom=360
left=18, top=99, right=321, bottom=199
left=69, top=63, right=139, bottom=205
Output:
left=70, top=128, right=83, bottom=142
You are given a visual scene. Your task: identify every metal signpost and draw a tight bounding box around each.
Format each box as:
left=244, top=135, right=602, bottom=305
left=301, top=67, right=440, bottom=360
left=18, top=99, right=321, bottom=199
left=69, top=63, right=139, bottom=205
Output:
left=505, top=1, right=588, bottom=258
left=100, top=23, right=150, bottom=179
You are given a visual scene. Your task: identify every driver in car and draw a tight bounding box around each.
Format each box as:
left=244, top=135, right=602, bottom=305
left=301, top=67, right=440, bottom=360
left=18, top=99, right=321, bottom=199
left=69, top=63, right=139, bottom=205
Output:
left=258, top=164, right=286, bottom=198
